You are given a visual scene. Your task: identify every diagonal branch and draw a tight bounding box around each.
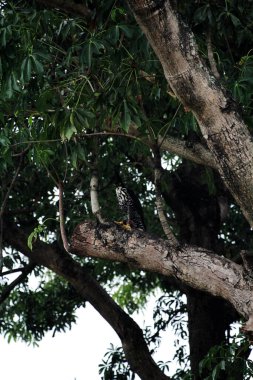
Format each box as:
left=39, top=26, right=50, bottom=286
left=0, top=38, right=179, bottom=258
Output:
left=58, top=181, right=70, bottom=252
left=0, top=262, right=36, bottom=304
left=34, top=0, right=92, bottom=18
left=127, top=124, right=217, bottom=169
left=3, top=222, right=170, bottom=380
left=127, top=0, right=253, bottom=228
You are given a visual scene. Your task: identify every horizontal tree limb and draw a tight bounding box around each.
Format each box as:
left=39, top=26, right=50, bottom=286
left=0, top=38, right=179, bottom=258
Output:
left=70, top=221, right=253, bottom=333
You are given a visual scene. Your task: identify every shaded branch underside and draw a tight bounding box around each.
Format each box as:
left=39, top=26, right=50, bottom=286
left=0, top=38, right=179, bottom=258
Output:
left=70, top=221, right=253, bottom=332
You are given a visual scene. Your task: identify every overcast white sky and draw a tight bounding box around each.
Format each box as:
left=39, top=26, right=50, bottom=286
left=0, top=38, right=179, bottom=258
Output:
left=0, top=295, right=176, bottom=380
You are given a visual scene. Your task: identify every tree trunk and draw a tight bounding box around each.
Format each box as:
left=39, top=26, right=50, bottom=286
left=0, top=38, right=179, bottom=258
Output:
left=165, top=163, right=239, bottom=378
left=127, top=0, right=253, bottom=228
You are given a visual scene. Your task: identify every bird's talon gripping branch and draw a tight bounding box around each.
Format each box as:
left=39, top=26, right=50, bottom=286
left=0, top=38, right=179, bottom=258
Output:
left=114, top=220, right=132, bottom=231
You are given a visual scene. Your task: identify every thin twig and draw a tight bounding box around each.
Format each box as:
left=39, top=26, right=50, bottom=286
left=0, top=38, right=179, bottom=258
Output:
left=90, top=170, right=108, bottom=225
left=12, top=142, right=32, bottom=157
left=152, top=145, right=179, bottom=247
left=158, top=104, right=181, bottom=149
left=0, top=156, right=23, bottom=219
left=10, top=131, right=147, bottom=148
left=58, top=182, right=70, bottom=252
left=63, top=142, right=69, bottom=182
left=0, top=267, right=27, bottom=277
left=89, top=134, right=109, bottom=225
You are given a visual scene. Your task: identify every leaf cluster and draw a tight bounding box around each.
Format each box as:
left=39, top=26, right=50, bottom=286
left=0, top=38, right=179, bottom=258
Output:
left=0, top=275, right=85, bottom=344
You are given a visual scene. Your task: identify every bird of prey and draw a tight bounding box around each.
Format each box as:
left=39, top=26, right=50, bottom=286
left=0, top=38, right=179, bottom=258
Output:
left=115, top=186, right=145, bottom=230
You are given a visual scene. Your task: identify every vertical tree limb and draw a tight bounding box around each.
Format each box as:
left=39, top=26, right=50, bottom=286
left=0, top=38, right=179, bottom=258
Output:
left=90, top=170, right=108, bottom=225
left=152, top=145, right=179, bottom=246
left=89, top=134, right=108, bottom=225
left=58, top=181, right=70, bottom=252
left=127, top=0, right=253, bottom=228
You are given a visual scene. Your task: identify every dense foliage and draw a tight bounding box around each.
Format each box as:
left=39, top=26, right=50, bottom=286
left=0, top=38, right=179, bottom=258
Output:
left=1, top=0, right=253, bottom=378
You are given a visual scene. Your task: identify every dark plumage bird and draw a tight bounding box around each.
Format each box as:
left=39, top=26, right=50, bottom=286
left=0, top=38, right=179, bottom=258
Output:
left=115, top=186, right=145, bottom=230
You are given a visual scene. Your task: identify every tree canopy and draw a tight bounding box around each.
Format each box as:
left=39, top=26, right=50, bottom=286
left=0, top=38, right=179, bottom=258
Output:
left=1, top=1, right=253, bottom=379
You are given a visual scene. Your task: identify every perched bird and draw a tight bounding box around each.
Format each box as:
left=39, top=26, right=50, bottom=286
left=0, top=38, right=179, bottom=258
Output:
left=115, top=186, right=145, bottom=230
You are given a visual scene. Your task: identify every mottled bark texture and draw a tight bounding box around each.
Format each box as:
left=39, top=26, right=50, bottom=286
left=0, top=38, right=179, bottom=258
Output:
left=70, top=221, right=253, bottom=330
left=127, top=0, right=253, bottom=228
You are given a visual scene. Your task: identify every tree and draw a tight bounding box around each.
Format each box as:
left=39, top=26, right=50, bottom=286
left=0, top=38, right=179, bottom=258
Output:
left=1, top=0, right=253, bottom=379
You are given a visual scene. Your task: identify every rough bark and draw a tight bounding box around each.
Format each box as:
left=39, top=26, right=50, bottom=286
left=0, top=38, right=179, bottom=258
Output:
left=127, top=0, right=253, bottom=228
left=70, top=221, right=253, bottom=331
left=3, top=222, right=169, bottom=380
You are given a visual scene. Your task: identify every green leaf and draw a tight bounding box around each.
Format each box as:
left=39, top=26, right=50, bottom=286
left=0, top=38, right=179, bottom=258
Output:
left=87, top=42, right=92, bottom=68
left=121, top=99, right=131, bottom=132
left=31, top=55, right=44, bottom=74
left=0, top=27, right=6, bottom=47
left=5, top=75, right=13, bottom=98
left=21, top=56, right=32, bottom=82
left=65, top=125, right=77, bottom=141
left=28, top=115, right=33, bottom=126
left=11, top=72, right=20, bottom=92
left=70, top=111, right=75, bottom=127
left=118, top=25, right=135, bottom=38
left=230, top=14, right=241, bottom=27
left=77, top=144, right=86, bottom=162
left=71, top=150, right=78, bottom=168
left=27, top=224, right=47, bottom=250
left=27, top=230, right=36, bottom=250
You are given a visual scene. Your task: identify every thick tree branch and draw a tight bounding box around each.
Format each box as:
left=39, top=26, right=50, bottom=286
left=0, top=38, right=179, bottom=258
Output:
left=70, top=221, right=253, bottom=334
left=127, top=0, right=253, bottom=228
left=128, top=123, right=217, bottom=169
left=158, top=134, right=216, bottom=168
left=3, top=222, right=169, bottom=380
